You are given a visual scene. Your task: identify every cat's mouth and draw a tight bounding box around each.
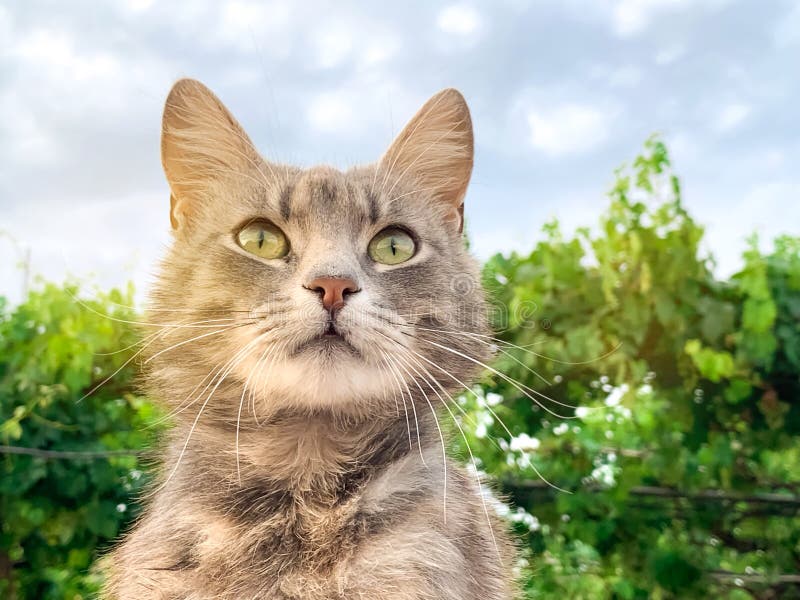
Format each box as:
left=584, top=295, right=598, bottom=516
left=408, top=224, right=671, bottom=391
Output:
left=290, top=321, right=361, bottom=359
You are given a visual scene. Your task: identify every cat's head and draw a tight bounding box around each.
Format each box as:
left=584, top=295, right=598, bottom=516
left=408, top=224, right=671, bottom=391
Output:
left=147, top=79, right=489, bottom=419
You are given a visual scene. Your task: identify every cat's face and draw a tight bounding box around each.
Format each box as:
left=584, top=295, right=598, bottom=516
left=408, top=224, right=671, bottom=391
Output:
left=147, top=80, right=488, bottom=417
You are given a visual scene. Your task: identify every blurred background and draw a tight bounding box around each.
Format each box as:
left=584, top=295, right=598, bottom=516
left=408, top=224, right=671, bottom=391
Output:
left=1, top=1, right=798, bottom=599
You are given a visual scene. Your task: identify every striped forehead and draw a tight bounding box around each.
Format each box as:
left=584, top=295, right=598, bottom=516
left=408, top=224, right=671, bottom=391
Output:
left=278, top=167, right=380, bottom=230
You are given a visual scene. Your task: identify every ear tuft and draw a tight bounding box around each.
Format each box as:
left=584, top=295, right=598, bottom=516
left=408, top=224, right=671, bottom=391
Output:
left=379, top=88, right=474, bottom=231
left=161, top=78, right=260, bottom=230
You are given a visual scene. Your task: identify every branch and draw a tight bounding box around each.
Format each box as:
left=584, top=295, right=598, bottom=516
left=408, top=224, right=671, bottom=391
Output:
left=506, top=479, right=800, bottom=508
left=0, top=445, right=147, bottom=460
left=709, top=570, right=800, bottom=585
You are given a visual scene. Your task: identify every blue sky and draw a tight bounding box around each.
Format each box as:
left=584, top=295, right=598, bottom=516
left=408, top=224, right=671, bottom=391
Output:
left=1, top=0, right=798, bottom=303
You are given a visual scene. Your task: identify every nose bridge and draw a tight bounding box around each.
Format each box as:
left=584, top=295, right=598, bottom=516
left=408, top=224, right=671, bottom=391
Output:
left=301, top=235, right=361, bottom=285
left=300, top=235, right=363, bottom=315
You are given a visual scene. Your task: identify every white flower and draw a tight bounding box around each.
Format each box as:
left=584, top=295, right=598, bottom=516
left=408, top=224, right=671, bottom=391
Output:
left=605, top=383, right=629, bottom=407
left=485, top=392, right=503, bottom=406
left=553, top=422, right=569, bottom=435
left=509, top=433, right=541, bottom=451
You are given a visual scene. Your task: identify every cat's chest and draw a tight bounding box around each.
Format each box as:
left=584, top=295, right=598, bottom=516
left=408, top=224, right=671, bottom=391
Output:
left=185, top=486, right=372, bottom=594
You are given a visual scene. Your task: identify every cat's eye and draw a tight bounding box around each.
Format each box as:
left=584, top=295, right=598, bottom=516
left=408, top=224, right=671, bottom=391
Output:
left=237, top=221, right=289, bottom=259
left=368, top=228, right=416, bottom=265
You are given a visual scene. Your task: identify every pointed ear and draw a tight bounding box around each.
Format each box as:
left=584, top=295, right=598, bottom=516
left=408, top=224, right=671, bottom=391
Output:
left=161, top=78, right=261, bottom=230
left=379, top=88, right=473, bottom=232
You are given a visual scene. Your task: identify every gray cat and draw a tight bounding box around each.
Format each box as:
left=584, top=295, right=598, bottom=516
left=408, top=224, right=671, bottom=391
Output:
left=104, top=79, right=515, bottom=599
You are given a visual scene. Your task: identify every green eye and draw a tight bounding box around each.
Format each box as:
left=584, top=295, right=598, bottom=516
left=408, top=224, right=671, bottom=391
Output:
left=368, top=228, right=416, bottom=265
left=237, top=221, right=289, bottom=259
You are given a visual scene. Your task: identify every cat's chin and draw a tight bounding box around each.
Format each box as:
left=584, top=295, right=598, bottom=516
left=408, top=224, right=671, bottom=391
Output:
left=228, top=339, right=397, bottom=410
left=265, top=356, right=397, bottom=409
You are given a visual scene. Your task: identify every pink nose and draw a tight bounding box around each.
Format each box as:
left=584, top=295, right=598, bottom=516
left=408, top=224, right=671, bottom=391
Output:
left=306, top=277, right=359, bottom=314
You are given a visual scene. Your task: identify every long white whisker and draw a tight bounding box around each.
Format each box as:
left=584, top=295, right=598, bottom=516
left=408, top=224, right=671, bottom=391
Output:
left=414, top=335, right=580, bottom=419
left=392, top=338, right=571, bottom=495
left=155, top=334, right=267, bottom=494
left=386, top=341, right=501, bottom=559
left=391, top=352, right=448, bottom=494
left=377, top=348, right=415, bottom=453
left=144, top=323, right=249, bottom=365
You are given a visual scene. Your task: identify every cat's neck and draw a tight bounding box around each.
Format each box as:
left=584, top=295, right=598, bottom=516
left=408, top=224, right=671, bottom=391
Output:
left=166, top=404, right=438, bottom=503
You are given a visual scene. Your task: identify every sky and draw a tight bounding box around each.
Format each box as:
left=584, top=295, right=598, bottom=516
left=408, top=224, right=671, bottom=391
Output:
left=1, top=0, right=799, bottom=304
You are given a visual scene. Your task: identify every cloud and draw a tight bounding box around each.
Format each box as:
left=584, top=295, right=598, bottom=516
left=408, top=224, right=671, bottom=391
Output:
left=607, top=0, right=729, bottom=37
left=611, top=0, right=688, bottom=36
left=526, top=104, right=614, bottom=156
left=713, top=103, right=751, bottom=133
left=437, top=5, right=481, bottom=35
left=313, top=25, right=354, bottom=69
left=13, top=29, right=118, bottom=81
left=307, top=92, right=356, bottom=134
left=217, top=0, right=293, bottom=56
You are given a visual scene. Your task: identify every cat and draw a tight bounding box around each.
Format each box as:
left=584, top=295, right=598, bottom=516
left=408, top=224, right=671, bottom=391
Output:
left=103, top=78, right=516, bottom=599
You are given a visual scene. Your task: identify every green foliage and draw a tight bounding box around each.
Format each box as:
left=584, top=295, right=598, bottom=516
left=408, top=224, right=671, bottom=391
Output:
left=462, top=137, right=800, bottom=598
left=0, top=283, right=161, bottom=599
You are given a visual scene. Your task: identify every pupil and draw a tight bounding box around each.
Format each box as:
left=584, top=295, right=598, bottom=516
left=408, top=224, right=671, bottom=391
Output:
left=390, top=237, right=397, bottom=255
left=258, top=229, right=264, bottom=249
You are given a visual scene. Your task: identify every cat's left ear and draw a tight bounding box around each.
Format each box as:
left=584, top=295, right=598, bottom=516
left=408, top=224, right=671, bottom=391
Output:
left=379, top=88, right=473, bottom=232
left=161, top=78, right=261, bottom=231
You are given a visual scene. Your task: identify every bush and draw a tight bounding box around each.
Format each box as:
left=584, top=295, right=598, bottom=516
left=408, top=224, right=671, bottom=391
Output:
left=458, top=138, right=800, bottom=598
left=0, top=283, right=161, bottom=599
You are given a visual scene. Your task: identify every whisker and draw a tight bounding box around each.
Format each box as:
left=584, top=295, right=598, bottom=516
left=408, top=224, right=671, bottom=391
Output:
left=144, top=323, right=253, bottom=365
left=411, top=334, right=579, bottom=418
left=416, top=325, right=623, bottom=367
left=154, top=334, right=267, bottom=495
left=387, top=337, right=570, bottom=494
left=377, top=348, right=415, bottom=454
left=236, top=342, right=272, bottom=484
left=378, top=349, right=424, bottom=454
left=386, top=341, right=502, bottom=559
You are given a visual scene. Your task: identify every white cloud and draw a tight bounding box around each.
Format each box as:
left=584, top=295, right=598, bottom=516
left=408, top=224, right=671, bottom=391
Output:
left=314, top=26, right=354, bottom=69
left=608, top=0, right=731, bottom=36
left=303, top=77, right=419, bottom=146
left=437, top=5, right=481, bottom=35
left=714, top=103, right=751, bottom=133
left=360, top=34, right=400, bottom=67
left=120, top=0, right=155, bottom=13
left=307, top=92, right=355, bottom=134
left=13, top=30, right=118, bottom=82
left=218, top=0, right=293, bottom=55
left=526, top=104, right=613, bottom=156
left=612, top=0, right=687, bottom=36
left=310, top=20, right=399, bottom=70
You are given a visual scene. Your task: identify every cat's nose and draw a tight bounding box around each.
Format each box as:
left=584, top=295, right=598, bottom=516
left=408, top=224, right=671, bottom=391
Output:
left=306, top=277, right=360, bottom=315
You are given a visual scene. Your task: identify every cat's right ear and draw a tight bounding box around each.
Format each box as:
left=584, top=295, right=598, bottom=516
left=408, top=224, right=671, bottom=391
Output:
left=161, top=78, right=260, bottom=231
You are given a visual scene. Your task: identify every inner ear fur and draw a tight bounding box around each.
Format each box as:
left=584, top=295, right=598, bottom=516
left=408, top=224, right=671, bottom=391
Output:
left=161, top=78, right=261, bottom=231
